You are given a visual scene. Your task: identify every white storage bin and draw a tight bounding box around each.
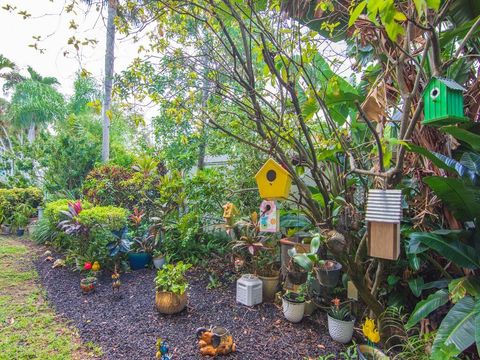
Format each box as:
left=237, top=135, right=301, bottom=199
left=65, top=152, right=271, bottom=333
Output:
left=236, top=274, right=262, bottom=306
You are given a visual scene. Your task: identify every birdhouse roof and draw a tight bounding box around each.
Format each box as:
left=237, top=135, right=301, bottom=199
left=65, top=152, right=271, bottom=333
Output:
left=366, top=189, right=402, bottom=223
left=424, top=77, right=466, bottom=94
left=255, top=158, right=291, bottom=179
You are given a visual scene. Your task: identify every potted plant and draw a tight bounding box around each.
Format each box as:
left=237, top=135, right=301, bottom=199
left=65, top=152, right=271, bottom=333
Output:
left=285, top=257, right=308, bottom=285
left=153, top=249, right=166, bottom=269
left=127, top=208, right=154, bottom=270
left=12, top=204, right=33, bottom=236
left=154, top=261, right=192, bottom=314
left=80, top=262, right=97, bottom=295
left=255, top=246, right=280, bottom=302
left=0, top=213, right=12, bottom=235
left=327, top=298, right=355, bottom=343
left=289, top=234, right=342, bottom=288
left=282, top=290, right=305, bottom=323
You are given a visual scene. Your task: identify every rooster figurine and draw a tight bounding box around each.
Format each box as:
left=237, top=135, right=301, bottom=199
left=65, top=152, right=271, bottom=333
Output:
left=111, top=271, right=121, bottom=293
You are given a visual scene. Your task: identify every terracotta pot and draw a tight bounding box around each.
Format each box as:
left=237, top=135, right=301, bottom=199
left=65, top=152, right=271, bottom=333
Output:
left=258, top=272, right=280, bottom=302
left=327, top=314, right=355, bottom=343
left=155, top=291, right=187, bottom=314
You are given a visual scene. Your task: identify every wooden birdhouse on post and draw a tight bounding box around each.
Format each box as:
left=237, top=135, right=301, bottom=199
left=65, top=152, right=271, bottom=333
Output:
left=422, top=77, right=469, bottom=126
left=255, top=158, right=292, bottom=200
left=365, top=189, right=403, bottom=260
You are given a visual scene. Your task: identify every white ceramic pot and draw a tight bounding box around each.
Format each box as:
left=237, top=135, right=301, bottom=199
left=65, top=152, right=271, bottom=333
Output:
left=327, top=314, right=355, bottom=343
left=282, top=296, right=305, bottom=323
left=153, top=256, right=166, bottom=269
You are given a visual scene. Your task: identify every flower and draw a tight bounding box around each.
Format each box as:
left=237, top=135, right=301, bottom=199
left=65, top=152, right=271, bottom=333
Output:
left=92, top=261, right=101, bottom=272
left=362, top=317, right=380, bottom=343
left=331, top=298, right=340, bottom=307
left=83, top=262, right=92, bottom=271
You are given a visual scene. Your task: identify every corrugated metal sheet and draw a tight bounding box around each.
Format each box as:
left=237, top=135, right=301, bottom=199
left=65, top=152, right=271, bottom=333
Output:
left=366, top=189, right=403, bottom=223
left=435, top=77, right=466, bottom=91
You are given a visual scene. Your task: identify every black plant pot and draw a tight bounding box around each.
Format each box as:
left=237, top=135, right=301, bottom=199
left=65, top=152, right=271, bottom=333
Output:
left=16, top=228, right=25, bottom=237
left=286, top=270, right=308, bottom=285
left=315, top=261, right=342, bottom=288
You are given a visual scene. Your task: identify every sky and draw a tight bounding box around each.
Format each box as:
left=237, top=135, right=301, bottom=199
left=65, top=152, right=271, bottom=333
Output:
left=0, top=0, right=140, bottom=97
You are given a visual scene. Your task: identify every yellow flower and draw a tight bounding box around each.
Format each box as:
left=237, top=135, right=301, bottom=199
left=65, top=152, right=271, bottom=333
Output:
left=92, top=261, right=101, bottom=272
left=362, top=317, right=380, bottom=343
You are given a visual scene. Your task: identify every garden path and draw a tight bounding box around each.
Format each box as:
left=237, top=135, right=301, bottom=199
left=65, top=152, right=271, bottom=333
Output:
left=0, top=235, right=101, bottom=359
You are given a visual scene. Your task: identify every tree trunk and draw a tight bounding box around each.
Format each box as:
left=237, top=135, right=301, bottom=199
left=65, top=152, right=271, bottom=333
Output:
left=197, top=41, right=211, bottom=171
left=101, top=0, right=117, bottom=162
left=27, top=123, right=36, bottom=144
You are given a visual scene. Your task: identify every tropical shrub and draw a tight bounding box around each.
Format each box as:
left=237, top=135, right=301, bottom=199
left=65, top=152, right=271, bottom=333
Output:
left=0, top=187, right=43, bottom=223
left=82, top=164, right=135, bottom=208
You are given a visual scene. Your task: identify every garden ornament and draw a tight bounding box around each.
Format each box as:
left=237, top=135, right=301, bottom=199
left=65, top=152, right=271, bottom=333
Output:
left=222, top=202, right=238, bottom=230
left=422, top=76, right=469, bottom=126
left=156, top=338, right=170, bottom=360
left=255, top=158, right=292, bottom=200
left=259, top=200, right=279, bottom=232
left=111, top=271, right=121, bottom=293
left=196, top=326, right=236, bottom=356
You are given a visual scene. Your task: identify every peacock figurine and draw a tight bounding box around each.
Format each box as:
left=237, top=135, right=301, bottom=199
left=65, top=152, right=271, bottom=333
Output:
left=156, top=338, right=170, bottom=360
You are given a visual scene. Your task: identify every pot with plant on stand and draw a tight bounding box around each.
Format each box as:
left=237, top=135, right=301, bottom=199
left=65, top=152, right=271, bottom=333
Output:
left=327, top=298, right=355, bottom=343
left=289, top=233, right=342, bottom=288
left=282, top=290, right=305, bottom=323
left=127, top=208, right=154, bottom=270
left=155, top=261, right=192, bottom=314
left=12, top=204, right=33, bottom=237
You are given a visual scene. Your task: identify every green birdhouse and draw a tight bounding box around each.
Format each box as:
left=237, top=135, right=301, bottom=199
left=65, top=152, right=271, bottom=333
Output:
left=422, top=77, right=469, bottom=126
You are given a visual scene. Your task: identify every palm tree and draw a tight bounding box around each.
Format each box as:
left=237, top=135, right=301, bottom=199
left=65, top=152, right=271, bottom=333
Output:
left=81, top=0, right=117, bottom=162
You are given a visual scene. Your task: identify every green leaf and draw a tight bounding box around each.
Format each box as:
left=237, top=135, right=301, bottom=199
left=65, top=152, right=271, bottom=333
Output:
left=424, top=176, right=480, bottom=222
left=442, top=127, right=480, bottom=151
left=409, top=231, right=480, bottom=269
left=310, top=235, right=321, bottom=254
left=292, top=253, right=313, bottom=271
left=460, top=152, right=480, bottom=175
left=348, top=0, right=367, bottom=27
left=475, top=300, right=480, bottom=355
left=409, top=277, right=425, bottom=297
left=432, top=296, right=476, bottom=356
left=406, top=289, right=449, bottom=329
left=426, top=0, right=440, bottom=10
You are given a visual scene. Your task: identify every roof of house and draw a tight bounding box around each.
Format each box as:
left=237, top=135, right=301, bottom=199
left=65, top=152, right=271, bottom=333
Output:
left=429, top=77, right=466, bottom=91
left=365, top=189, right=403, bottom=223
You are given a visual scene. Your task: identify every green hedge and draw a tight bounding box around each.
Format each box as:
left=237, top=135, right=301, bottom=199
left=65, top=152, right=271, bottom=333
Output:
left=77, top=206, right=128, bottom=231
left=0, top=187, right=43, bottom=223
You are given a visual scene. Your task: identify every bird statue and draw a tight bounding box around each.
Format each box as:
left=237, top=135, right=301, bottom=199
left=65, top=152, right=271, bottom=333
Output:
left=156, top=338, right=171, bottom=360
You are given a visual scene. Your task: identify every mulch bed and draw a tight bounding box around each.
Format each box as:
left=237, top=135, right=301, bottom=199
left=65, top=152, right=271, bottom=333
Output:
left=34, top=250, right=345, bottom=360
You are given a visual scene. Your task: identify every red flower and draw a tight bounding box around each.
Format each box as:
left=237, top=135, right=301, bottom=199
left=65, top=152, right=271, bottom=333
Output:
left=83, top=262, right=92, bottom=271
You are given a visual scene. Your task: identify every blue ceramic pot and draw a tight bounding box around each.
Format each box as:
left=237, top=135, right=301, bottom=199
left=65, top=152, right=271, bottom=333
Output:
left=128, top=252, right=152, bottom=270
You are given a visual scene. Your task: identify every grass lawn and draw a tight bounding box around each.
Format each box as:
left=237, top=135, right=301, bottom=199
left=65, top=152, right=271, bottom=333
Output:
left=0, top=235, right=101, bottom=360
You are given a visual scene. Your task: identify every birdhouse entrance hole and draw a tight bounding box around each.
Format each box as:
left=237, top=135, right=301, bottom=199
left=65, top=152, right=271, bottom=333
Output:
left=266, top=170, right=276, bottom=182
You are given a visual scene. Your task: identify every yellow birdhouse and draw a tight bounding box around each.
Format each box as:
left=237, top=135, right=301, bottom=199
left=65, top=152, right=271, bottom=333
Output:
left=255, top=158, right=292, bottom=200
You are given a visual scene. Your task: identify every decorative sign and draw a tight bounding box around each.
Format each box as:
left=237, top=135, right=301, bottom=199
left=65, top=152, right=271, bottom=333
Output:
left=259, top=200, right=279, bottom=232
left=255, top=158, right=292, bottom=200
